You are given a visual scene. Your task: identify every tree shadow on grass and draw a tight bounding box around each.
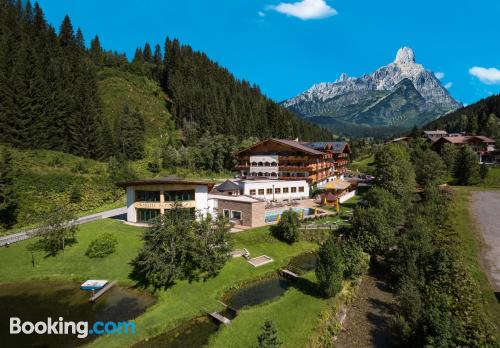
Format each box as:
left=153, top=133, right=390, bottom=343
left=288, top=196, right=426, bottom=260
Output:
left=293, top=277, right=323, bottom=298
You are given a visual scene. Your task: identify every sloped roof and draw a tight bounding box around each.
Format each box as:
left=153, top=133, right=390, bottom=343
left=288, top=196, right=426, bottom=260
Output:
left=215, top=180, right=240, bottom=192
left=424, top=130, right=448, bottom=135
left=325, top=179, right=351, bottom=190
left=475, top=135, right=496, bottom=143
left=116, top=176, right=215, bottom=188
left=304, top=141, right=349, bottom=153
left=438, top=136, right=495, bottom=145
left=235, top=138, right=325, bottom=156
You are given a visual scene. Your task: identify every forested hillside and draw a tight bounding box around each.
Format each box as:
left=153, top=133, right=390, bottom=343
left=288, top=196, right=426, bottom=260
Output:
left=0, top=0, right=331, bottom=163
left=425, top=94, right=500, bottom=142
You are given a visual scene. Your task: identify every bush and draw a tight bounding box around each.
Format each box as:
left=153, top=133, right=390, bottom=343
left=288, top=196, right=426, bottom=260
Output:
left=147, top=162, right=160, bottom=173
left=270, top=209, right=300, bottom=244
left=69, top=186, right=82, bottom=203
left=341, top=240, right=369, bottom=279
left=85, top=233, right=118, bottom=258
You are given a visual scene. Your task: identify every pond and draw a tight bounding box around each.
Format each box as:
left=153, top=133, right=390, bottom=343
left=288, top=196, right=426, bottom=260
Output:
left=132, top=316, right=220, bottom=348
left=134, top=276, right=292, bottom=347
left=226, top=276, right=292, bottom=310
left=0, top=281, right=155, bottom=348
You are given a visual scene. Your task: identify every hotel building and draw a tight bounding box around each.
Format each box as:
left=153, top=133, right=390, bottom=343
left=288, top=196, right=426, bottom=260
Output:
left=234, top=138, right=351, bottom=185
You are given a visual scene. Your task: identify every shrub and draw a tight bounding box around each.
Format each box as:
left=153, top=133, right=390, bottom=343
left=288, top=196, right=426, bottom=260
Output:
left=316, top=236, right=345, bottom=298
left=69, top=186, right=82, bottom=203
left=270, top=209, right=300, bottom=244
left=341, top=240, right=369, bottom=279
left=147, top=162, right=160, bottom=173
left=85, top=233, right=118, bottom=258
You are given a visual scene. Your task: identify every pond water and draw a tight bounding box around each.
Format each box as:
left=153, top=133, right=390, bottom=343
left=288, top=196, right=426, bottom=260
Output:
left=0, top=281, right=155, bottom=348
left=288, top=252, right=318, bottom=273
left=132, top=316, right=219, bottom=348
left=226, top=276, right=292, bottom=310
left=134, top=276, right=292, bottom=347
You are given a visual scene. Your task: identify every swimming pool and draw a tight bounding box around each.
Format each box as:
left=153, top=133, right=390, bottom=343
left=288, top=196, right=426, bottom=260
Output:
left=265, top=207, right=317, bottom=223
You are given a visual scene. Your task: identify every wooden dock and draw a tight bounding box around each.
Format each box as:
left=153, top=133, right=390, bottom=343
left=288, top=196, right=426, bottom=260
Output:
left=281, top=269, right=299, bottom=279
left=89, top=280, right=117, bottom=302
left=209, top=312, right=231, bottom=324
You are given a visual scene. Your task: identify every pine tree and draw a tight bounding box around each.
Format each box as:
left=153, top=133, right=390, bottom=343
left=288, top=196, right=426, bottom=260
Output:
left=143, top=42, right=152, bottom=63
left=454, top=146, right=480, bottom=185
left=58, top=15, right=74, bottom=47
left=257, top=320, right=282, bottom=348
left=0, top=147, right=19, bottom=230
left=90, top=35, right=104, bottom=65
left=316, top=236, right=345, bottom=298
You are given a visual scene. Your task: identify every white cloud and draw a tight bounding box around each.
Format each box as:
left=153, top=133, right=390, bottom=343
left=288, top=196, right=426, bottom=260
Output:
left=258, top=11, right=266, bottom=17
left=469, top=66, right=500, bottom=85
left=271, top=0, right=337, bottom=20
left=434, top=72, right=445, bottom=80
left=444, top=82, right=453, bottom=89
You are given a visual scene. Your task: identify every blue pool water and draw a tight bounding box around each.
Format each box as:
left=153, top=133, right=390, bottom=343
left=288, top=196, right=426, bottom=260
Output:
left=265, top=207, right=316, bottom=223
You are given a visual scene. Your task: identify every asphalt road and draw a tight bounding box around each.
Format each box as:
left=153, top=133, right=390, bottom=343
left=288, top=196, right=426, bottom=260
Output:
left=0, top=207, right=127, bottom=247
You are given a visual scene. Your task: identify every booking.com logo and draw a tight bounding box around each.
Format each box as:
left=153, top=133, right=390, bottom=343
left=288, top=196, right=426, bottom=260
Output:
left=10, top=317, right=136, bottom=338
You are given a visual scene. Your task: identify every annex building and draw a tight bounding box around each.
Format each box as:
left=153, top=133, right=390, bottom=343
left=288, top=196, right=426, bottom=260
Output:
left=117, top=176, right=215, bottom=223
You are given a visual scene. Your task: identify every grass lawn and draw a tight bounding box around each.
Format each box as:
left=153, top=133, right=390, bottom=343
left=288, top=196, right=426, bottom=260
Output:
left=450, top=186, right=500, bottom=335
left=0, top=219, right=325, bottom=348
left=209, top=272, right=326, bottom=348
left=349, top=155, right=375, bottom=174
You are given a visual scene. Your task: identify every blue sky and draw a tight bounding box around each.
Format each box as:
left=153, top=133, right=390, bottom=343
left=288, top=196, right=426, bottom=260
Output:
left=38, top=0, right=500, bottom=105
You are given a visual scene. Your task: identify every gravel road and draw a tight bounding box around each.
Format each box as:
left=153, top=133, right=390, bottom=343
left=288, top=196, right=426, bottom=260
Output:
left=471, top=191, right=500, bottom=292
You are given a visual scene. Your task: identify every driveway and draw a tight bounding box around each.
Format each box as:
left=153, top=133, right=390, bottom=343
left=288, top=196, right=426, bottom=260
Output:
left=471, top=191, right=500, bottom=292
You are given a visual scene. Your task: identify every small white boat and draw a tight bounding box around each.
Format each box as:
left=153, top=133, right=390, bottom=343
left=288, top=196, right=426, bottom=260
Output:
left=80, top=280, right=108, bottom=291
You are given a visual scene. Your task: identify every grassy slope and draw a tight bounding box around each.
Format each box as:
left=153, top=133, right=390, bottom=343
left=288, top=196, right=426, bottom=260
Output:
left=450, top=177, right=500, bottom=335
left=349, top=155, right=375, bottom=174
left=4, top=148, right=124, bottom=234
left=97, top=68, right=175, bottom=145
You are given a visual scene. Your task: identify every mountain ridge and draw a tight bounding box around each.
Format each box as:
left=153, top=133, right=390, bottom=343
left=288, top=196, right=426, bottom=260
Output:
left=282, top=47, right=461, bottom=135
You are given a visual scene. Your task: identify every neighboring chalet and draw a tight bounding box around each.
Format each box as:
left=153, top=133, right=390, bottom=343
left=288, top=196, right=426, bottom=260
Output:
left=432, top=135, right=497, bottom=164
left=423, top=130, right=449, bottom=142
left=234, top=138, right=351, bottom=186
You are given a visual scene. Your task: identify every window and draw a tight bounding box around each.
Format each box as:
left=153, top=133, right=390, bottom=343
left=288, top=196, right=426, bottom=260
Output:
left=223, top=209, right=230, bottom=218
left=275, top=188, right=281, bottom=194
left=283, top=187, right=289, bottom=193
left=249, top=189, right=256, bottom=195
left=291, top=187, right=297, bottom=193
left=231, top=210, right=242, bottom=220
left=135, top=191, right=160, bottom=202
left=266, top=188, right=273, bottom=194
left=258, top=189, right=265, bottom=195
left=164, top=190, right=195, bottom=202
left=299, top=186, right=305, bottom=192
left=137, top=209, right=160, bottom=222
left=164, top=207, right=195, bottom=220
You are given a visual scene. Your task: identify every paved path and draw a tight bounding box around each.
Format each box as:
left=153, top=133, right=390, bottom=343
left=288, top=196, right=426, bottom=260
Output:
left=335, top=261, right=396, bottom=348
left=471, top=191, right=500, bottom=292
left=0, top=207, right=127, bottom=246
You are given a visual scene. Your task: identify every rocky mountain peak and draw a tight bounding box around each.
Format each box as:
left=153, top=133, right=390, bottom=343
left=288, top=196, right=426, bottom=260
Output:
left=336, top=73, right=350, bottom=83
left=281, top=47, right=461, bottom=134
left=394, top=47, right=416, bottom=65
